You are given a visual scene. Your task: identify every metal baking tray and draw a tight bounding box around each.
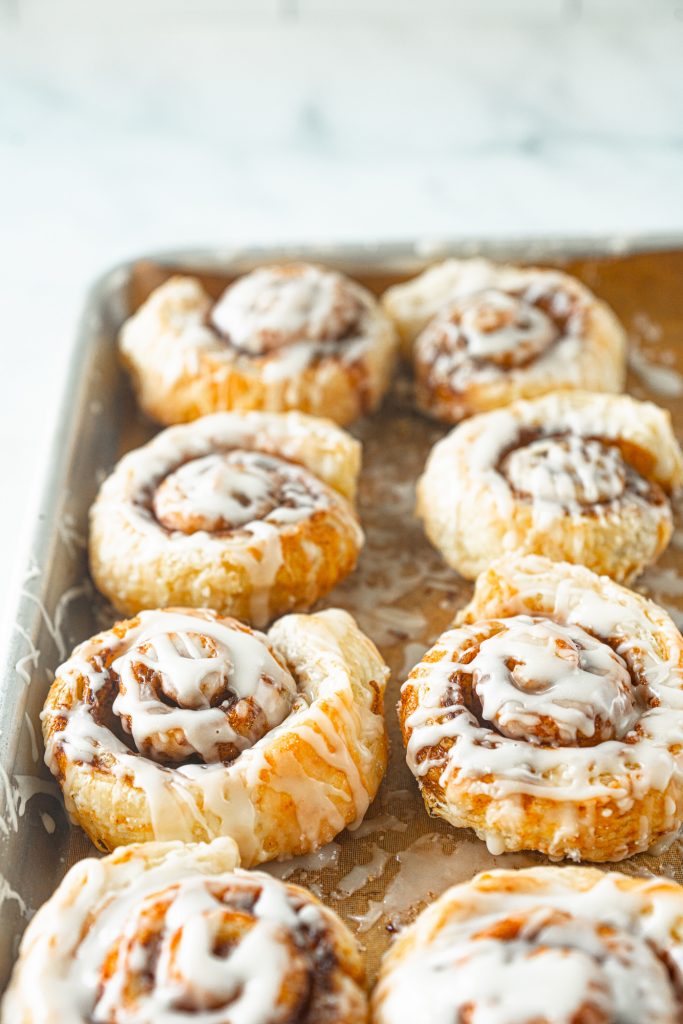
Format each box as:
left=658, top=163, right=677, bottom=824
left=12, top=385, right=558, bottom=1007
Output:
left=3, top=236, right=683, bottom=991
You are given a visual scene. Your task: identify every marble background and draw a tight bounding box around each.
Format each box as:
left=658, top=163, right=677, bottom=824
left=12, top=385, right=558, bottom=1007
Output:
left=1, top=0, right=683, bottom=617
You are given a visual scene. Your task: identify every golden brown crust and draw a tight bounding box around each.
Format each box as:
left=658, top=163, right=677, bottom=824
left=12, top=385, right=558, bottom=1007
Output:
left=417, top=390, right=683, bottom=583
left=88, top=411, right=364, bottom=626
left=42, top=607, right=389, bottom=866
left=382, top=257, right=625, bottom=360
left=119, top=267, right=399, bottom=427
left=3, top=838, right=369, bottom=1024
left=383, top=259, right=626, bottom=424
left=372, top=865, right=683, bottom=1024
left=399, top=555, right=683, bottom=862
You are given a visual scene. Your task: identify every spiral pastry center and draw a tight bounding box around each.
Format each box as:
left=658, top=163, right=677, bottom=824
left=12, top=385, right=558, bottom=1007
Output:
left=403, top=907, right=680, bottom=1024
left=417, top=288, right=563, bottom=385
left=152, top=452, right=280, bottom=534
left=152, top=450, right=325, bottom=536
left=471, top=616, right=637, bottom=746
left=111, top=611, right=298, bottom=764
left=457, top=289, right=557, bottom=365
left=93, top=875, right=321, bottom=1024
left=210, top=265, right=363, bottom=354
left=502, top=435, right=629, bottom=507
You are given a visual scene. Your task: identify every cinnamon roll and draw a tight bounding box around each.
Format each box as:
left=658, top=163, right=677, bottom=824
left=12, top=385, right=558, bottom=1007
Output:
left=372, top=865, right=683, bottom=1024
left=89, top=411, right=363, bottom=625
left=382, top=258, right=626, bottom=421
left=42, top=606, right=388, bottom=863
left=417, top=390, right=683, bottom=583
left=119, top=264, right=399, bottom=427
left=399, top=555, right=683, bottom=862
left=2, top=838, right=368, bottom=1024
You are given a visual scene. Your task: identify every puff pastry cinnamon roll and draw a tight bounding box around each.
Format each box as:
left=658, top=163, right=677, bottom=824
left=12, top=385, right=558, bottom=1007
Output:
left=382, top=258, right=626, bottom=422
left=372, top=866, right=683, bottom=1024
left=417, top=390, right=683, bottom=583
left=89, top=411, right=363, bottom=625
left=399, top=555, right=683, bottom=862
left=42, top=606, right=388, bottom=863
left=120, top=264, right=398, bottom=426
left=3, top=838, right=368, bottom=1024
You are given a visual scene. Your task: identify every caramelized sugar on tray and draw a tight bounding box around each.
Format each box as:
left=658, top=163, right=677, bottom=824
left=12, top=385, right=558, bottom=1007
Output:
left=4, top=248, right=683, bottom=988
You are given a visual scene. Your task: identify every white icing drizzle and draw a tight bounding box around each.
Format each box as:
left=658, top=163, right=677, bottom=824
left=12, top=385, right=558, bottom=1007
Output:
left=153, top=453, right=277, bottom=532
left=459, top=290, right=556, bottom=358
left=503, top=435, right=630, bottom=508
left=0, top=767, right=61, bottom=839
left=414, top=278, right=585, bottom=395
left=0, top=766, right=18, bottom=834
left=404, top=598, right=683, bottom=805
left=43, top=608, right=383, bottom=866
left=350, top=812, right=408, bottom=840
left=14, top=623, right=40, bottom=688
left=498, top=432, right=665, bottom=537
left=11, top=776, right=61, bottom=819
left=152, top=450, right=324, bottom=536
left=211, top=265, right=362, bottom=352
left=109, top=611, right=298, bottom=764
left=350, top=833, right=533, bottom=938
left=4, top=844, right=349, bottom=1024
left=334, top=843, right=391, bottom=898
left=23, top=712, right=39, bottom=762
left=205, top=264, right=380, bottom=382
left=420, top=392, right=682, bottom=552
left=20, top=585, right=67, bottom=661
left=263, top=841, right=342, bottom=881
left=91, top=413, right=362, bottom=628
left=39, top=812, right=56, bottom=834
left=374, top=871, right=683, bottom=1024
left=0, top=872, right=28, bottom=920
left=629, top=345, right=683, bottom=398
left=49, top=610, right=296, bottom=768
left=468, top=617, right=638, bottom=745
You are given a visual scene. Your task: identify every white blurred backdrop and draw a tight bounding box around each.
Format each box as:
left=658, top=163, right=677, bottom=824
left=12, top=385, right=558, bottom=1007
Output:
left=1, top=0, right=683, bottom=614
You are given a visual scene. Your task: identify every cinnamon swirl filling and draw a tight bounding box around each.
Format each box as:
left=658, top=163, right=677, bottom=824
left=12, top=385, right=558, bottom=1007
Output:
left=460, top=616, right=639, bottom=747
left=71, top=610, right=299, bottom=766
left=374, top=871, right=683, bottom=1024
left=415, top=282, right=584, bottom=395
left=42, top=602, right=388, bottom=864
left=210, top=265, right=365, bottom=358
left=150, top=450, right=328, bottom=536
left=400, top=567, right=683, bottom=842
left=496, top=433, right=666, bottom=515
left=3, top=839, right=367, bottom=1024
left=407, top=613, right=648, bottom=782
left=93, top=874, right=344, bottom=1024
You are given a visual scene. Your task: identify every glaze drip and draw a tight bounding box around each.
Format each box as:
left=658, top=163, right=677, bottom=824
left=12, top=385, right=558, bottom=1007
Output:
left=376, top=884, right=683, bottom=1024
left=500, top=434, right=660, bottom=512
left=92, top=874, right=325, bottom=1023
left=152, top=450, right=326, bottom=535
left=42, top=607, right=384, bottom=866
left=101, top=610, right=297, bottom=764
left=5, top=839, right=360, bottom=1024
left=414, top=281, right=582, bottom=395
left=403, top=600, right=683, bottom=806
left=469, top=616, right=638, bottom=747
left=210, top=265, right=364, bottom=356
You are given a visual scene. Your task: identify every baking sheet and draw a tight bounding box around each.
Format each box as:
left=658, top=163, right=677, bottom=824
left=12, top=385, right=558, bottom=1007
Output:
left=2, top=241, right=683, bottom=989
